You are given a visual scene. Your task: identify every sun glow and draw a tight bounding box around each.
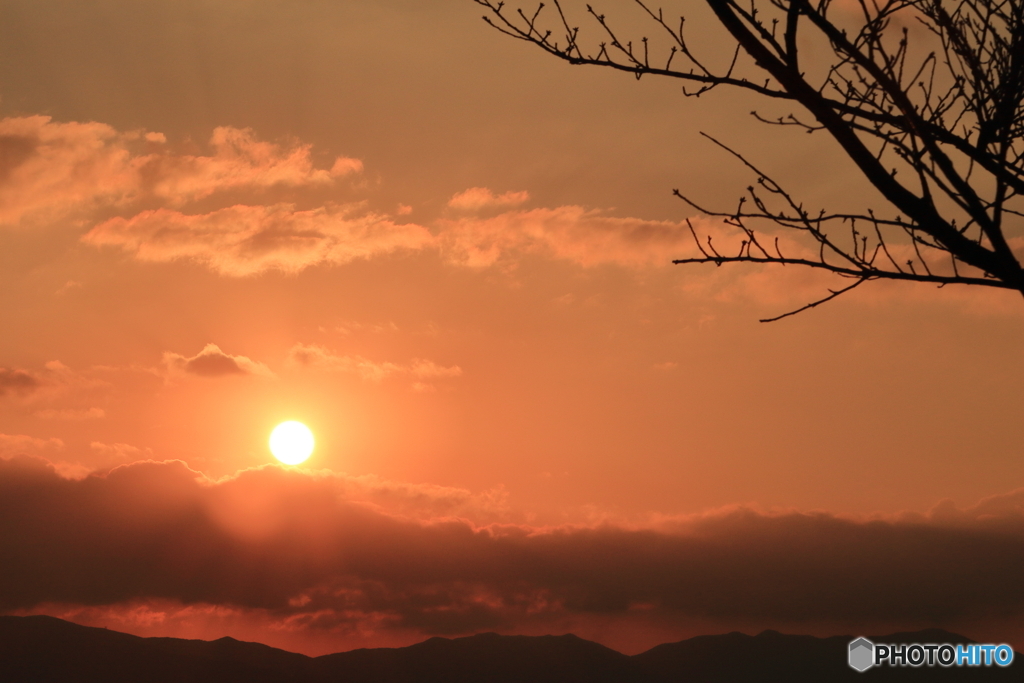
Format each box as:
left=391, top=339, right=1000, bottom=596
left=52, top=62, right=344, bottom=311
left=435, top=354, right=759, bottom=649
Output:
left=269, top=421, right=314, bottom=465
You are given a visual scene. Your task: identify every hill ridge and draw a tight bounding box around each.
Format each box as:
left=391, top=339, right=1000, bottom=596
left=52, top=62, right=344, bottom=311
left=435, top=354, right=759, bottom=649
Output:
left=0, top=615, right=1017, bottom=682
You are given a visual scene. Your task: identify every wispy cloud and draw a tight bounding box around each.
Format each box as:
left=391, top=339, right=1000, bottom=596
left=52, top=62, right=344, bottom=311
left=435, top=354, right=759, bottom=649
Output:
left=286, top=344, right=461, bottom=384
left=84, top=204, right=433, bottom=276
left=163, top=344, right=273, bottom=378
left=0, top=433, right=64, bottom=457
left=0, top=116, right=359, bottom=225
left=438, top=206, right=699, bottom=268
left=87, top=199, right=702, bottom=276
left=0, top=368, right=42, bottom=397
left=89, top=441, right=152, bottom=462
left=1, top=361, right=109, bottom=405
left=0, top=116, right=722, bottom=277
left=139, top=125, right=360, bottom=205
left=34, top=407, right=105, bottom=420
left=448, top=187, right=529, bottom=211
left=12, top=114, right=973, bottom=314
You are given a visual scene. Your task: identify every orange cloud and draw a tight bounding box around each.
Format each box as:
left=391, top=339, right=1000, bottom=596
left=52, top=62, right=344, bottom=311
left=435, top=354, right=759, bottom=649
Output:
left=438, top=206, right=699, bottom=268
left=408, top=359, right=463, bottom=379
left=334, top=320, right=399, bottom=335
left=286, top=344, right=461, bottom=383
left=0, top=117, right=141, bottom=225
left=0, top=116, right=359, bottom=225
left=0, top=433, right=64, bottom=458
left=0, top=435, right=85, bottom=479
left=162, top=344, right=273, bottom=378
left=448, top=187, right=529, bottom=211
left=0, top=361, right=108, bottom=407
left=13, top=114, right=1001, bottom=309
left=86, top=200, right=703, bottom=275
left=89, top=441, right=153, bottom=464
left=0, top=116, right=743, bottom=277
left=84, top=204, right=433, bottom=276
left=0, top=368, right=41, bottom=397
left=33, top=407, right=105, bottom=420
left=139, top=125, right=359, bottom=205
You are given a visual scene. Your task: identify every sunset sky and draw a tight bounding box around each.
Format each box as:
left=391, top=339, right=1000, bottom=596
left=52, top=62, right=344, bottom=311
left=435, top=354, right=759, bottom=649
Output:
left=1, top=0, right=1023, bottom=657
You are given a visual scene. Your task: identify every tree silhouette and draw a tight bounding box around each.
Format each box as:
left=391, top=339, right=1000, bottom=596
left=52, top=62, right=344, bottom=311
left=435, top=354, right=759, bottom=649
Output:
left=474, top=0, right=1024, bottom=319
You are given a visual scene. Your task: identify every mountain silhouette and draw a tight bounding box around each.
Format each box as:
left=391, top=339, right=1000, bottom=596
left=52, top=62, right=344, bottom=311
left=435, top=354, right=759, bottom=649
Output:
left=0, top=616, right=1019, bottom=682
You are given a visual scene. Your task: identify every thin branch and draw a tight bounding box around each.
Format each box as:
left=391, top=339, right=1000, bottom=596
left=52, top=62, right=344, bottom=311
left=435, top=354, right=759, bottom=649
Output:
left=760, top=279, right=868, bottom=322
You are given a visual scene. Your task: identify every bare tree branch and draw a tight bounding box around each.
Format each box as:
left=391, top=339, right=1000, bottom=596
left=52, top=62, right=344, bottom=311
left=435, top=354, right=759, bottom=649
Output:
left=473, top=0, right=1024, bottom=319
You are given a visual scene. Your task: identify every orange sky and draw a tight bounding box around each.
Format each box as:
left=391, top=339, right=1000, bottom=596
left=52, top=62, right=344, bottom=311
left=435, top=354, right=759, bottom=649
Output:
left=1, top=0, right=1022, bottom=656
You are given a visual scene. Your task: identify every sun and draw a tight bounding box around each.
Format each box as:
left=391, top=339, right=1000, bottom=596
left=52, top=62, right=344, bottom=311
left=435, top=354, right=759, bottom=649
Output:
left=269, top=421, right=315, bottom=465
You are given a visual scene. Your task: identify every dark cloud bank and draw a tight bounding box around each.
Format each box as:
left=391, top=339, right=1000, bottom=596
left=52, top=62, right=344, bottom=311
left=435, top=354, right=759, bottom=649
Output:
left=0, top=368, right=40, bottom=396
left=1, top=456, right=1021, bottom=639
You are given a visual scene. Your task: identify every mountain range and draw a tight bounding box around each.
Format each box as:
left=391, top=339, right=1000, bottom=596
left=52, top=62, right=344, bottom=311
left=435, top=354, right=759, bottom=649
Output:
left=0, top=616, right=1018, bottom=682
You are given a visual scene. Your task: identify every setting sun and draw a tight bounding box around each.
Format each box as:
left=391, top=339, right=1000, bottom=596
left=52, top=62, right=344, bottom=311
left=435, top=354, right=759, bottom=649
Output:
left=269, top=421, right=315, bottom=465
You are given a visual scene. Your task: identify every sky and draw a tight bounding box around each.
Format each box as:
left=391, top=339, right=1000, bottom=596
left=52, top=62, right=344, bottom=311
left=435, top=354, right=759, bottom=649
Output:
left=1, top=0, right=1023, bottom=657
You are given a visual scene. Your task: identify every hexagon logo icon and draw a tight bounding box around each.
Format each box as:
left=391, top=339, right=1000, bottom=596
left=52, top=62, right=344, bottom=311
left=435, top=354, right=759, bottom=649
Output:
left=849, top=637, right=874, bottom=672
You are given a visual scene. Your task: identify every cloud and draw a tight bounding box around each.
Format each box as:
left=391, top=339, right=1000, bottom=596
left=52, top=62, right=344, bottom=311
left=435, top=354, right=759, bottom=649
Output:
left=408, top=359, right=463, bottom=379
left=89, top=441, right=150, bottom=461
left=139, top=125, right=360, bottom=205
left=286, top=344, right=400, bottom=380
left=438, top=207, right=700, bottom=268
left=54, top=280, right=83, bottom=296
left=14, top=114, right=1016, bottom=309
left=162, top=344, right=273, bottom=378
left=448, top=187, right=529, bottom=211
left=0, top=434, right=64, bottom=457
left=334, top=320, right=399, bottom=336
left=83, top=204, right=434, bottom=276
left=0, top=114, right=735, bottom=277
left=0, top=368, right=41, bottom=397
left=311, top=471, right=510, bottom=523
left=0, top=116, right=359, bottom=225
left=1, top=457, right=1022, bottom=643
left=33, top=407, right=105, bottom=420
left=286, top=344, right=461, bottom=383
left=0, top=435, right=85, bottom=479
left=84, top=199, right=701, bottom=277
left=0, top=436, right=148, bottom=481
left=0, top=362, right=108, bottom=407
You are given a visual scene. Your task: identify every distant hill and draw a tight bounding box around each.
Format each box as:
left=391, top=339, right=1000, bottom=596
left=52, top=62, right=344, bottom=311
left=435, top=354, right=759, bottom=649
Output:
left=0, top=615, right=1019, bottom=682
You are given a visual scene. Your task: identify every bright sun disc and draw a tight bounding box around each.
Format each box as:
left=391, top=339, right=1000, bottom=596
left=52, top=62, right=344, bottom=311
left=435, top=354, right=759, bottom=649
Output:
left=269, top=421, right=314, bottom=465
